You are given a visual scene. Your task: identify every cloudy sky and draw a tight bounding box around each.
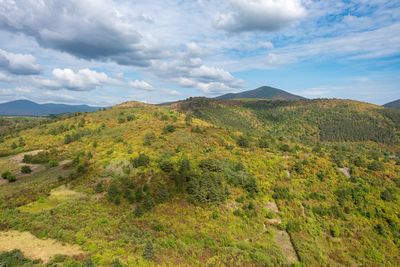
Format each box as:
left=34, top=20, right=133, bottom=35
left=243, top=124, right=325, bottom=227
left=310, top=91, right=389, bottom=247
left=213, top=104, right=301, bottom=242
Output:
left=0, top=0, right=399, bottom=106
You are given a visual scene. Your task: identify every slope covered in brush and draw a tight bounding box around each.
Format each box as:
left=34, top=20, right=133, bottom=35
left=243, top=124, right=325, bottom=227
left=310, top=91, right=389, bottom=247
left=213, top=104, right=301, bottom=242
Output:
left=0, top=100, right=399, bottom=266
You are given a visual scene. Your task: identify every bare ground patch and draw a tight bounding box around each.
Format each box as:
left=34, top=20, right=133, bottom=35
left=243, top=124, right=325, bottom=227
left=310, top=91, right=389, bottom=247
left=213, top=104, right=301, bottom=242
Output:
left=0, top=230, right=83, bottom=263
left=274, top=230, right=299, bottom=265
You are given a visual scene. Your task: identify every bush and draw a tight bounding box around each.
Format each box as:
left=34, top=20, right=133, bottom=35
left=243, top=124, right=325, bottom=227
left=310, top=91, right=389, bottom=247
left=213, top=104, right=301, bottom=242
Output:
left=163, top=124, right=176, bottom=133
left=1, top=171, right=16, bottom=182
left=23, top=151, right=52, bottom=164
left=368, top=161, right=384, bottom=171
left=237, top=136, right=250, bottom=148
left=107, top=182, right=121, bottom=204
left=132, top=153, right=150, bottom=168
left=0, top=249, right=40, bottom=266
left=143, top=132, right=156, bottom=146
left=11, top=142, right=17, bottom=149
left=381, top=188, right=396, bottom=201
left=272, top=187, right=291, bottom=200
left=1, top=171, right=11, bottom=179
left=143, top=241, right=154, bottom=260
left=159, top=159, right=174, bottom=173
left=48, top=160, right=59, bottom=167
left=21, top=165, right=32, bottom=174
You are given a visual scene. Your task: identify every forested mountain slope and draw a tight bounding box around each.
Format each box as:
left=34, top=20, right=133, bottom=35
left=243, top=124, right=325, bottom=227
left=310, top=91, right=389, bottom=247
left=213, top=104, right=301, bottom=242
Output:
left=0, top=99, right=399, bottom=266
left=216, top=86, right=305, bottom=101
left=385, top=100, right=400, bottom=109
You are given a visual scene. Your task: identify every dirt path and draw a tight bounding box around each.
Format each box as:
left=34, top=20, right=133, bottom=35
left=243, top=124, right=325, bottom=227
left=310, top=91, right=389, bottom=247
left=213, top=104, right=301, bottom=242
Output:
left=265, top=200, right=300, bottom=265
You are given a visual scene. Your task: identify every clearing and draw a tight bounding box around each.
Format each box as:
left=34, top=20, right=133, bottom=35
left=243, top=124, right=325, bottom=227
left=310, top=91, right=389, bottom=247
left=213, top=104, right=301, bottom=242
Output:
left=19, top=185, right=86, bottom=213
left=0, top=230, right=83, bottom=263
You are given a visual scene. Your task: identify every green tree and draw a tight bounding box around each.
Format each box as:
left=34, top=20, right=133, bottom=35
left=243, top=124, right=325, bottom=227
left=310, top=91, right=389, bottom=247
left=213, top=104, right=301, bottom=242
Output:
left=143, top=241, right=154, bottom=260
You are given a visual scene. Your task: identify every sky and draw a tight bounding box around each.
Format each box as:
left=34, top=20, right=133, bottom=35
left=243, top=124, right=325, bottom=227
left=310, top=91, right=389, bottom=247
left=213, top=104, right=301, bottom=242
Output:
left=0, top=0, right=399, bottom=106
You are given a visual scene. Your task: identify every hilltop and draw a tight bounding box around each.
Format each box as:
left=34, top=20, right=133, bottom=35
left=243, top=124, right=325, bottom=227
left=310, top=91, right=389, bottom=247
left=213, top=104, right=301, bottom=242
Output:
left=0, top=100, right=102, bottom=116
left=385, top=99, right=400, bottom=109
left=0, top=97, right=399, bottom=266
left=215, top=86, right=306, bottom=101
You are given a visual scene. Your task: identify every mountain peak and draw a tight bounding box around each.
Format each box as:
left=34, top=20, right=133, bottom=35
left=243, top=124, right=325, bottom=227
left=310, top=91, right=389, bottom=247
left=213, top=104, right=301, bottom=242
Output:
left=215, top=86, right=305, bottom=101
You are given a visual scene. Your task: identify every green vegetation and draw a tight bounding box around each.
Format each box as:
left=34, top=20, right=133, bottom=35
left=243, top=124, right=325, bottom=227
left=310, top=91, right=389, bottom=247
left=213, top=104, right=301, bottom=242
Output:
left=0, top=98, right=398, bottom=266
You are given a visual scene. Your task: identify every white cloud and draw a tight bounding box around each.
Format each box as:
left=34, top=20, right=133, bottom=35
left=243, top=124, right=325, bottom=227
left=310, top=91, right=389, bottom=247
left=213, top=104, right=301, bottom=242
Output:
left=216, top=0, right=306, bottom=32
left=0, top=0, right=162, bottom=66
left=130, top=80, right=154, bottom=91
left=35, top=68, right=119, bottom=91
left=0, top=49, right=41, bottom=75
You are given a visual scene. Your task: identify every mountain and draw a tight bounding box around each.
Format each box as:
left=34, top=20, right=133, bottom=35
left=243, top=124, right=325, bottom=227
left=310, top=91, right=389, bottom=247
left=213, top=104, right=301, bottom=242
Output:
left=215, top=86, right=306, bottom=101
left=384, top=99, right=400, bottom=109
left=0, top=98, right=400, bottom=266
left=0, top=100, right=102, bottom=116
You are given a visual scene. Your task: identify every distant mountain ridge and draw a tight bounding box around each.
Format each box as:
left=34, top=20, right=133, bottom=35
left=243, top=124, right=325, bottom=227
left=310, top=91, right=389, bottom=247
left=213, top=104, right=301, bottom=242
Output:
left=215, top=86, right=306, bottom=101
left=384, top=99, right=400, bottom=109
left=0, top=100, right=102, bottom=116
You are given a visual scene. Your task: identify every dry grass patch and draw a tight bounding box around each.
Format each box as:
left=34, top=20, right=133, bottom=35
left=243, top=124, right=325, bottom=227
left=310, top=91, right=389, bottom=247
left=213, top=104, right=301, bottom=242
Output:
left=19, top=185, right=86, bottom=213
left=0, top=230, right=84, bottom=263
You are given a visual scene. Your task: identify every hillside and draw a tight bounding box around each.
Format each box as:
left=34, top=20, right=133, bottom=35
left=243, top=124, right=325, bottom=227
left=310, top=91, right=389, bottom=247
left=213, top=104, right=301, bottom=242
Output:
left=385, top=100, right=400, bottom=109
left=216, top=86, right=306, bottom=101
left=0, top=98, right=399, bottom=266
left=0, top=100, right=101, bottom=116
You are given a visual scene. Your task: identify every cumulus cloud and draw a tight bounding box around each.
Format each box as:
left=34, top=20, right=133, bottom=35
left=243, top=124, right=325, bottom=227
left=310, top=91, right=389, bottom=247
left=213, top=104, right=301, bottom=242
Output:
left=35, top=68, right=120, bottom=91
left=0, top=0, right=161, bottom=66
left=0, top=49, right=41, bottom=75
left=130, top=80, right=154, bottom=91
left=151, top=45, right=244, bottom=94
left=216, top=0, right=306, bottom=33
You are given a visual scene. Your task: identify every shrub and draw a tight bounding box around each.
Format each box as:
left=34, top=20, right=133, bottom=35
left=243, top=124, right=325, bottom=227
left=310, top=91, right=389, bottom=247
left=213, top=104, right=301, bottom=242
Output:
left=381, top=188, right=396, bottom=201
left=237, top=136, right=250, bottom=148
left=107, top=182, right=121, bottom=204
left=143, top=132, right=156, bottom=146
left=117, top=117, right=126, bottom=123
left=126, top=115, right=135, bottom=121
left=330, top=225, right=341, bottom=237
left=48, top=160, right=59, bottom=167
left=1, top=171, right=11, bottom=179
left=368, top=161, right=384, bottom=171
left=132, top=153, right=150, bottom=168
left=143, top=241, right=154, bottom=260
left=163, top=124, right=176, bottom=133
left=11, top=142, right=17, bottom=149
left=159, top=159, right=174, bottom=173
left=21, top=165, right=32, bottom=174
left=1, top=171, right=16, bottom=182
left=272, top=187, right=291, bottom=200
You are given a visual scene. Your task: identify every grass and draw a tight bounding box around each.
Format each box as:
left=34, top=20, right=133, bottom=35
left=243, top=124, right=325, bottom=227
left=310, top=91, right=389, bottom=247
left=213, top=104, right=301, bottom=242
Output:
left=0, top=230, right=83, bottom=263
left=18, top=185, right=86, bottom=213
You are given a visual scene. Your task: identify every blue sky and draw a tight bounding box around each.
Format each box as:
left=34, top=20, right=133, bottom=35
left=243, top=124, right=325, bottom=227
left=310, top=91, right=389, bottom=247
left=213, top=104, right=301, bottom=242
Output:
left=0, top=0, right=399, bottom=105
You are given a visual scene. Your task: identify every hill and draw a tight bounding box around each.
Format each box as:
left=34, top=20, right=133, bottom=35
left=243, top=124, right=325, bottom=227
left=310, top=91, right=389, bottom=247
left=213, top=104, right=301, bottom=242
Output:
left=0, top=98, right=399, bottom=266
left=384, top=99, right=400, bottom=109
left=0, top=100, right=102, bottom=116
left=215, top=86, right=306, bottom=101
